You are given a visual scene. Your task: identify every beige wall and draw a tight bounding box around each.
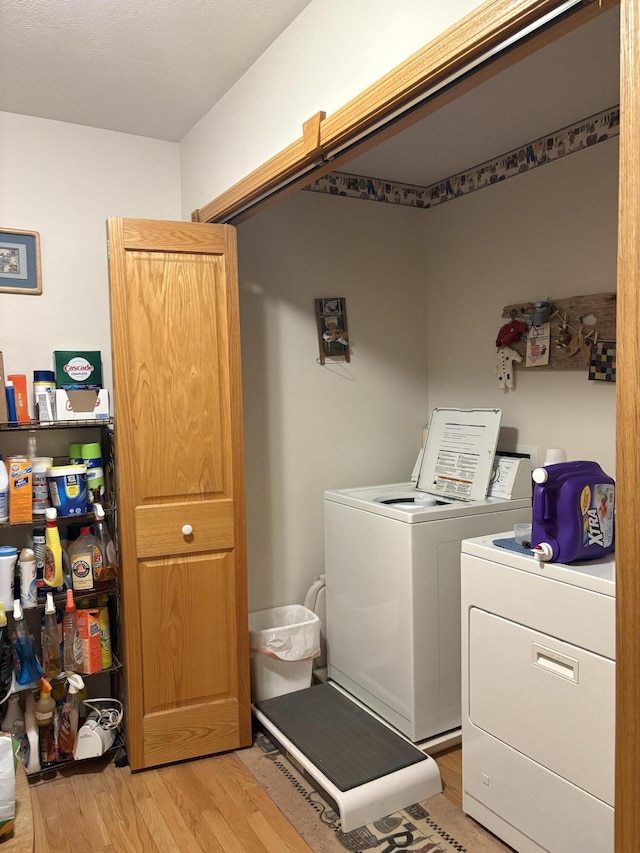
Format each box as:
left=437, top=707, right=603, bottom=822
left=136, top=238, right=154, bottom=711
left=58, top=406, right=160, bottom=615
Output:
left=238, top=192, right=428, bottom=609
left=180, top=0, right=484, bottom=216
left=237, top=137, right=618, bottom=610
left=0, top=111, right=182, bottom=396
left=423, top=138, right=617, bottom=474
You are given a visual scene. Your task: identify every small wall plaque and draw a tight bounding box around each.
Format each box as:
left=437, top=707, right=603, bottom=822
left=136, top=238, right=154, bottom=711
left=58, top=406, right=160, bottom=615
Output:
left=315, top=298, right=350, bottom=365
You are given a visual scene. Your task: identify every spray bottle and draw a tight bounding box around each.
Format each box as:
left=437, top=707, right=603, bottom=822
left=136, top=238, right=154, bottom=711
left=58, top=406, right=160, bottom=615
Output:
left=63, top=589, right=82, bottom=673
left=13, top=599, right=43, bottom=686
left=41, top=592, right=62, bottom=678
left=93, top=503, right=118, bottom=582
left=57, top=672, right=84, bottom=757
left=43, top=507, right=64, bottom=588
left=35, top=677, right=56, bottom=766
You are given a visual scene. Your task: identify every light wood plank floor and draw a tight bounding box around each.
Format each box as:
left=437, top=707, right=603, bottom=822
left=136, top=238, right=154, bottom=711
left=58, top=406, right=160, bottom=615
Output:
left=30, top=746, right=464, bottom=852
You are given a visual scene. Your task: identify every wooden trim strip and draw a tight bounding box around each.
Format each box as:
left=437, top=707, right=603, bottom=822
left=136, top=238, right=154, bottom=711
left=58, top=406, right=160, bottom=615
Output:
left=193, top=0, right=592, bottom=224
left=615, top=2, right=640, bottom=849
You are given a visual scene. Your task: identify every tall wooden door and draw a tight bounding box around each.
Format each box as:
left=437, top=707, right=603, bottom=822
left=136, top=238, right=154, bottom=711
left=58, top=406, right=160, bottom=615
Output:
left=106, top=218, right=251, bottom=771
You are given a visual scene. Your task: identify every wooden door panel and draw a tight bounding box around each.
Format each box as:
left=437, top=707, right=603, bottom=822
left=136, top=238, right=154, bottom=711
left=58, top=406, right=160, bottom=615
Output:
left=135, top=500, right=234, bottom=558
left=121, top=251, right=230, bottom=506
left=122, top=218, right=228, bottom=253
left=143, top=700, right=243, bottom=767
left=139, top=552, right=237, bottom=714
left=107, top=217, right=250, bottom=770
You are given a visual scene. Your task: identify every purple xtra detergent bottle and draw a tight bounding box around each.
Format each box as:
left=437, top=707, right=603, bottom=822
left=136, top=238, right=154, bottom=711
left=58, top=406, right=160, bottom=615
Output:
left=531, top=460, right=615, bottom=563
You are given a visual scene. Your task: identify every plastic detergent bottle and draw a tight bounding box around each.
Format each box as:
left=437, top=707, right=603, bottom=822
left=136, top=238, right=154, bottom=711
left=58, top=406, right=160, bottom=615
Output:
left=0, top=455, right=8, bottom=523
left=531, top=460, right=615, bottom=563
left=43, top=507, right=64, bottom=588
left=69, top=527, right=96, bottom=591
left=13, top=599, right=43, bottom=686
left=63, top=589, right=82, bottom=672
left=42, top=592, right=62, bottom=678
left=93, top=503, right=118, bottom=582
left=35, top=677, right=56, bottom=766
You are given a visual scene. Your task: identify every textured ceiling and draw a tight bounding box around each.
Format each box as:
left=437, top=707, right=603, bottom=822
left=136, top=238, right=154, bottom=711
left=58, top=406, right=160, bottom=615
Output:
left=0, top=0, right=311, bottom=141
left=0, top=1, right=620, bottom=188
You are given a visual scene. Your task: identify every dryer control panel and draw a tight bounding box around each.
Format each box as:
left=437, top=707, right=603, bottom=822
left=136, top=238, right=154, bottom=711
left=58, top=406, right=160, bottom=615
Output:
left=487, top=455, right=532, bottom=501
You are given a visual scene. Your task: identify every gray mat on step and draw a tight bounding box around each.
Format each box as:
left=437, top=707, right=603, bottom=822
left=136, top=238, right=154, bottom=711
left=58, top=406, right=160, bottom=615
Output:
left=253, top=682, right=427, bottom=792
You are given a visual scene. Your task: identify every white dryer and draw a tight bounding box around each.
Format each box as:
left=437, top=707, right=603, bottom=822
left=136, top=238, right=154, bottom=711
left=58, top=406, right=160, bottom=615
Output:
left=461, top=534, right=615, bottom=853
left=325, top=408, right=532, bottom=744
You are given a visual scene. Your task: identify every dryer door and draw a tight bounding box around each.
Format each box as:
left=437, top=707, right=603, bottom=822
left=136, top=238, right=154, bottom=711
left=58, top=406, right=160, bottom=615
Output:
left=468, top=607, right=614, bottom=805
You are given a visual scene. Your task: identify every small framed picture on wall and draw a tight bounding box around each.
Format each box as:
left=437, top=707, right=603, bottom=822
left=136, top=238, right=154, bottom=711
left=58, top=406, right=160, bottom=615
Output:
left=0, top=228, right=42, bottom=295
left=315, top=297, right=350, bottom=365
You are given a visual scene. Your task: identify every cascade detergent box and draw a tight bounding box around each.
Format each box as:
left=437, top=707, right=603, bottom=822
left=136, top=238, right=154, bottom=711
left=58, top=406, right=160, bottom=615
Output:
left=54, top=351, right=103, bottom=390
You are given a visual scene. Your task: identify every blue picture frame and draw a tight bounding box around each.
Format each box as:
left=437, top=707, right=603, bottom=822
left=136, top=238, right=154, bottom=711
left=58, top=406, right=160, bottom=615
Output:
left=0, top=229, right=42, bottom=294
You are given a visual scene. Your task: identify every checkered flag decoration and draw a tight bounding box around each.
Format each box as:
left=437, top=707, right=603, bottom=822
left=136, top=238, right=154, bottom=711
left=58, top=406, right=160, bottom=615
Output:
left=588, top=340, right=616, bottom=382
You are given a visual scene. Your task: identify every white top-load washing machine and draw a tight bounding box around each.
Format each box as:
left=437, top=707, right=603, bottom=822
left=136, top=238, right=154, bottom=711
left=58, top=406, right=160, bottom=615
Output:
left=461, top=533, right=615, bottom=853
left=325, top=408, right=532, bottom=744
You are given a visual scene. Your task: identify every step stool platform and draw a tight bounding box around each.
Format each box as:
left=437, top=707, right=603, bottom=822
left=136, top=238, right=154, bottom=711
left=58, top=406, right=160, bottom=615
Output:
left=252, top=682, right=442, bottom=831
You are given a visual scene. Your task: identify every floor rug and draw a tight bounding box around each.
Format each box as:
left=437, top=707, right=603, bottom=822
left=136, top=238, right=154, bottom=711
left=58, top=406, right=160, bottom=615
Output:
left=236, top=733, right=511, bottom=853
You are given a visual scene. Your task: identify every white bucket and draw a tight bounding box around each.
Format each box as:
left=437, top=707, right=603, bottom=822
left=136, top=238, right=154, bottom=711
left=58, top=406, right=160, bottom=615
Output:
left=46, top=464, right=87, bottom=517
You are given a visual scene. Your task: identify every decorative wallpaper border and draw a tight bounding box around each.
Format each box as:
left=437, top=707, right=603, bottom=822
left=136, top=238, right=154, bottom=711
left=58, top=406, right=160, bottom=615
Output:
left=304, top=105, right=620, bottom=210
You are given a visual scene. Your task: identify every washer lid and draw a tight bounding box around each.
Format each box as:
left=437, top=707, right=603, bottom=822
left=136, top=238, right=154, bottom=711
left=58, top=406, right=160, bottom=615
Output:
left=416, top=408, right=502, bottom=502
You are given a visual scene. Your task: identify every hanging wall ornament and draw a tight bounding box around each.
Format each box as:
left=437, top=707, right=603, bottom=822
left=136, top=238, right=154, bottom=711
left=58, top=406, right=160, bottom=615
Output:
left=588, top=341, right=616, bottom=382
left=495, top=318, right=528, bottom=348
left=525, top=323, right=551, bottom=367
left=495, top=346, right=522, bottom=390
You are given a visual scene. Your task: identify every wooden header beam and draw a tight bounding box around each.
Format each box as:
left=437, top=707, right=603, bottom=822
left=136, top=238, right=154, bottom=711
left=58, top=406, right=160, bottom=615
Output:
left=192, top=0, right=617, bottom=225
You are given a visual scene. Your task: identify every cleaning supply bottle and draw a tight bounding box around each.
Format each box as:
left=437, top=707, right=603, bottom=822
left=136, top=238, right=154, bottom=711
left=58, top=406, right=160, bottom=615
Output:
left=0, top=455, right=8, bottom=523
left=32, top=525, right=46, bottom=601
left=23, top=692, right=40, bottom=774
left=18, top=547, right=38, bottom=609
left=43, top=507, right=64, bottom=588
left=63, top=589, right=82, bottom=672
left=35, top=677, right=56, bottom=766
left=57, top=672, right=84, bottom=756
left=1, top=694, right=24, bottom=733
left=93, top=503, right=118, bottom=582
left=0, top=603, right=13, bottom=702
left=97, top=596, right=112, bottom=669
left=0, top=546, right=17, bottom=612
left=531, top=460, right=615, bottom=563
left=41, top=592, right=62, bottom=678
left=13, top=599, right=43, bottom=686
left=69, top=527, right=96, bottom=592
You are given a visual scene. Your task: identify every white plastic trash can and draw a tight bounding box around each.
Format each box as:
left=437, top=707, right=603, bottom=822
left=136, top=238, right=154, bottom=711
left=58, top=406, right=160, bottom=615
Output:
left=249, top=604, right=321, bottom=702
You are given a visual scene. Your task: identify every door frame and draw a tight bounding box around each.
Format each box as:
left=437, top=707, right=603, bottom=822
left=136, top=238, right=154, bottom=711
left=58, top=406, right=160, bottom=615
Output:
left=194, top=1, right=638, bottom=848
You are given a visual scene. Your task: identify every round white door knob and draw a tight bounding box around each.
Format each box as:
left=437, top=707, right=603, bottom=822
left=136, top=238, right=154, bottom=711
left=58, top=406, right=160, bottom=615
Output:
left=182, top=524, right=193, bottom=536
